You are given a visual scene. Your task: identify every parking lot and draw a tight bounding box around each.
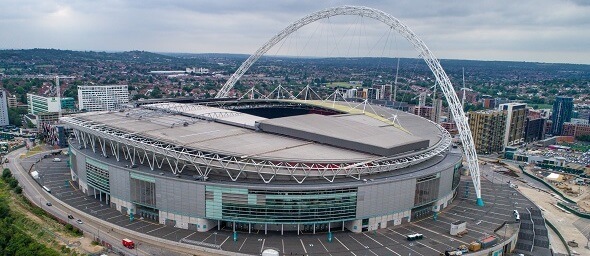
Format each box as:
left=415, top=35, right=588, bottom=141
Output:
left=25, top=153, right=539, bottom=256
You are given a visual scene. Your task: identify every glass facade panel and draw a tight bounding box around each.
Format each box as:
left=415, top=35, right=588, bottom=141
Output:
left=86, top=161, right=110, bottom=193
left=414, top=174, right=440, bottom=206
left=130, top=177, right=156, bottom=207
left=205, top=186, right=357, bottom=224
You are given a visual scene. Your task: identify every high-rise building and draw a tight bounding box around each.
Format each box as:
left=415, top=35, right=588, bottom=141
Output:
left=498, top=103, right=528, bottom=147
left=60, top=97, right=76, bottom=111
left=27, top=94, right=62, bottom=115
left=410, top=106, right=434, bottom=121
left=524, top=117, right=545, bottom=142
left=551, top=96, right=573, bottom=135
left=0, top=91, right=9, bottom=126
left=78, top=85, right=129, bottom=112
left=467, top=110, right=507, bottom=154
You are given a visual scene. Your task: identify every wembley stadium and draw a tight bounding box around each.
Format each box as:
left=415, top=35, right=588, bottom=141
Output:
left=63, top=98, right=462, bottom=235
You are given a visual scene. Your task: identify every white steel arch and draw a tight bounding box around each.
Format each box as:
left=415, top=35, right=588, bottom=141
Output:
left=215, top=5, right=483, bottom=206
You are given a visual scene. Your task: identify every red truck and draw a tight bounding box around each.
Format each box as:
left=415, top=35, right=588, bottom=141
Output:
left=122, top=238, right=135, bottom=249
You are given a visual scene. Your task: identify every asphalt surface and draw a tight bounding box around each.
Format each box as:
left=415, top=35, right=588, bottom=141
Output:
left=17, top=149, right=544, bottom=256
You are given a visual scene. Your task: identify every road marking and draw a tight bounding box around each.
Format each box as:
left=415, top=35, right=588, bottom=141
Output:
left=107, top=215, right=121, bottom=220
left=282, top=239, right=285, bottom=254
left=261, top=238, right=265, bottom=252
left=385, top=247, right=401, bottom=256
left=300, top=239, right=307, bottom=254
left=238, top=237, right=248, bottom=251
left=181, top=232, right=196, bottom=241
left=362, top=233, right=383, bottom=246
left=334, top=236, right=356, bottom=256
left=162, top=229, right=181, bottom=238
left=201, top=233, right=213, bottom=242
left=219, top=236, right=230, bottom=247
left=349, top=234, right=379, bottom=256
left=146, top=226, right=166, bottom=234
left=316, top=238, right=331, bottom=255
left=416, top=241, right=440, bottom=254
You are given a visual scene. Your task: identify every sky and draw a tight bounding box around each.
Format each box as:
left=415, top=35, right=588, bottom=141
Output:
left=1, top=0, right=589, bottom=64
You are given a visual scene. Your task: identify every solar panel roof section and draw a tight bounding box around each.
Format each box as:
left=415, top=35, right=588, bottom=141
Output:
left=256, top=114, right=430, bottom=156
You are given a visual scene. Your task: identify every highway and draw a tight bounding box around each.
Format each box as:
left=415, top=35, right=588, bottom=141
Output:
left=5, top=148, right=193, bottom=256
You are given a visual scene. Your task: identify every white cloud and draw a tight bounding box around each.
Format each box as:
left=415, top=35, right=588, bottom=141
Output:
left=0, top=0, right=589, bottom=64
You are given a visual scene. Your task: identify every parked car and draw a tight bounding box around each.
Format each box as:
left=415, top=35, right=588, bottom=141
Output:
left=46, top=202, right=52, bottom=206
left=76, top=219, right=83, bottom=224
left=67, top=215, right=74, bottom=219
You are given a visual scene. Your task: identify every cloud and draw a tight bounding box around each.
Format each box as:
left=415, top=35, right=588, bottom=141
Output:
left=0, top=0, right=589, bottom=64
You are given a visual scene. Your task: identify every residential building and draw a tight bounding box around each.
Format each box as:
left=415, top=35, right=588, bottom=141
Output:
left=27, top=94, right=61, bottom=115
left=551, top=96, right=573, bottom=135
left=411, top=106, right=435, bottom=122
left=524, top=117, right=545, bottom=142
left=467, top=110, right=507, bottom=154
left=78, top=85, right=129, bottom=112
left=6, top=95, right=17, bottom=108
left=498, top=103, right=528, bottom=146
left=0, top=91, right=9, bottom=126
left=562, top=123, right=590, bottom=138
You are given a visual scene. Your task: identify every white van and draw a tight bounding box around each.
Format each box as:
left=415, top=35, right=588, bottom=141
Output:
left=513, top=210, right=520, bottom=221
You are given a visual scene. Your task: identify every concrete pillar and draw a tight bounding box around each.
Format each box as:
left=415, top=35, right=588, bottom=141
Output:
left=281, top=224, right=283, bottom=235
left=249, top=223, right=251, bottom=234
left=328, top=222, right=331, bottom=232
left=218, top=220, right=221, bottom=230
left=233, top=221, right=235, bottom=232
left=313, top=223, right=316, bottom=234
left=265, top=223, right=267, bottom=235
left=342, top=221, right=345, bottom=231
left=297, top=224, right=300, bottom=235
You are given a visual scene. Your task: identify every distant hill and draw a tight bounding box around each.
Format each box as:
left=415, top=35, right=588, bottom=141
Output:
left=0, top=49, right=176, bottom=63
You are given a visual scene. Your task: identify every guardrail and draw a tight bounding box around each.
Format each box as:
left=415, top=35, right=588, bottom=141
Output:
left=557, top=201, right=590, bottom=219
left=544, top=219, right=572, bottom=256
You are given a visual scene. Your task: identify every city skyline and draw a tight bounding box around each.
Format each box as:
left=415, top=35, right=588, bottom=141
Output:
left=1, top=0, right=590, bottom=65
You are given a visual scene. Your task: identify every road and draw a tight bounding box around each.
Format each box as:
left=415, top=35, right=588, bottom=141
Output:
left=5, top=148, right=191, bottom=256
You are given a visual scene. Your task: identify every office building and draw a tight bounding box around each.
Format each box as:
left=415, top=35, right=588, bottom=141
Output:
left=551, top=96, right=573, bottom=135
left=78, top=85, right=129, bottom=112
left=468, top=110, right=507, bottom=154
left=27, top=94, right=62, bottom=115
left=0, top=91, right=9, bottom=126
left=498, top=103, right=528, bottom=147
left=61, top=97, right=76, bottom=111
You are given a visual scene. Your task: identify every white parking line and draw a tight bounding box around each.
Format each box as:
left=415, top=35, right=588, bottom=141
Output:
left=363, top=233, right=383, bottom=246
left=107, top=215, right=122, bottom=220
left=260, top=238, right=265, bottom=253
left=300, top=239, right=307, bottom=254
left=146, top=226, right=165, bottom=234
left=282, top=239, right=285, bottom=254
left=161, top=229, right=181, bottom=238
left=220, top=236, right=230, bottom=247
left=335, top=236, right=356, bottom=256
left=416, top=241, right=440, bottom=254
left=201, top=233, right=213, bottom=242
left=238, top=237, right=248, bottom=251
left=385, top=247, right=401, bottom=256
left=348, top=235, right=378, bottom=256
left=182, top=232, right=196, bottom=241
left=317, top=238, right=331, bottom=255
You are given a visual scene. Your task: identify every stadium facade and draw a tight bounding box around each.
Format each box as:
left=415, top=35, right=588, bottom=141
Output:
left=64, top=99, right=462, bottom=234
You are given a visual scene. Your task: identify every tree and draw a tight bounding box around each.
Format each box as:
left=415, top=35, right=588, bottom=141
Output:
left=576, top=134, right=590, bottom=142
left=150, top=86, right=162, bottom=98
